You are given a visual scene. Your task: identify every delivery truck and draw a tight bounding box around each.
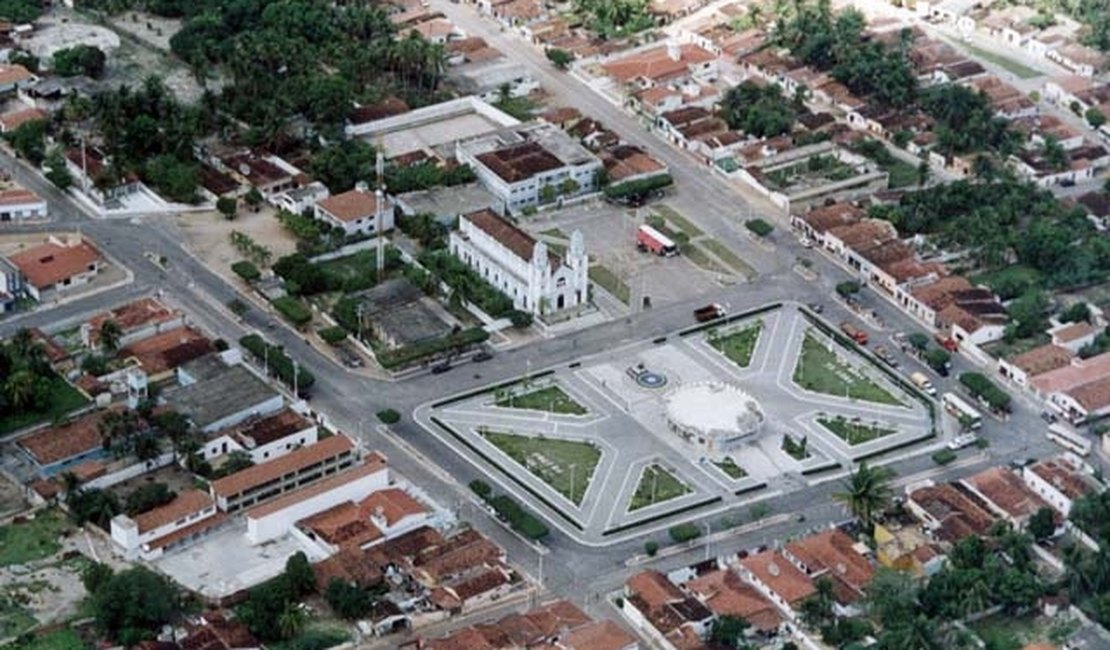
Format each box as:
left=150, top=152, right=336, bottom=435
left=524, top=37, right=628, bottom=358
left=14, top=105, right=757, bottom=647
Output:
left=694, top=303, right=727, bottom=322
left=839, top=321, right=869, bottom=345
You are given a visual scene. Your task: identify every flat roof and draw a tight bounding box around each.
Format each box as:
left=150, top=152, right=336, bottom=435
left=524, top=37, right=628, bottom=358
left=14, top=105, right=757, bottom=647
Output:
left=350, top=96, right=519, bottom=156
left=395, top=182, right=498, bottom=220
left=166, top=365, right=280, bottom=430
left=375, top=301, right=453, bottom=347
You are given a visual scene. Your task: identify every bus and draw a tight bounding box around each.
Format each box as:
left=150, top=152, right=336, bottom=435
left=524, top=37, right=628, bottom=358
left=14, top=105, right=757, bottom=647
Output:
left=942, top=392, right=982, bottom=431
left=1047, top=423, right=1092, bottom=456
left=636, top=225, right=679, bottom=257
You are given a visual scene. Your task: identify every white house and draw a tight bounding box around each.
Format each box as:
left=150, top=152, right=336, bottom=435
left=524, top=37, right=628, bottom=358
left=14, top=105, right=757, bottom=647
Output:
left=0, top=256, right=22, bottom=313
left=314, top=184, right=395, bottom=237
left=6, top=234, right=102, bottom=301
left=456, top=122, right=601, bottom=213
left=0, top=186, right=44, bottom=221
left=110, top=489, right=224, bottom=560
left=199, top=407, right=319, bottom=464
left=1022, top=454, right=1101, bottom=516
left=272, top=181, right=330, bottom=216
left=449, top=209, right=588, bottom=316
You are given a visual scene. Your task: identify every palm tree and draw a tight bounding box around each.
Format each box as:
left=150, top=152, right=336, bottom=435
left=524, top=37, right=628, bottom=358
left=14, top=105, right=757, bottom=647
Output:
left=5, top=369, right=38, bottom=410
left=278, top=602, right=306, bottom=640
left=834, top=461, right=894, bottom=531
left=99, top=319, right=123, bottom=353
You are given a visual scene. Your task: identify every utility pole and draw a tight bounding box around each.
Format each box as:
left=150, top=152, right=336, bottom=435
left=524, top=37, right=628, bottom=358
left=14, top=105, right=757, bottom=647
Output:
left=375, top=150, right=385, bottom=278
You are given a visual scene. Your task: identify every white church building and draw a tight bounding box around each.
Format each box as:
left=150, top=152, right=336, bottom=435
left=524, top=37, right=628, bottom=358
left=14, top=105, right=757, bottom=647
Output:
left=449, top=209, right=588, bottom=316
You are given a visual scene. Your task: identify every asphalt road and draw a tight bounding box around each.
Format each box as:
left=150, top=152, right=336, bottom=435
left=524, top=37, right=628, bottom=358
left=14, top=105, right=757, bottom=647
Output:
left=0, top=8, right=1072, bottom=619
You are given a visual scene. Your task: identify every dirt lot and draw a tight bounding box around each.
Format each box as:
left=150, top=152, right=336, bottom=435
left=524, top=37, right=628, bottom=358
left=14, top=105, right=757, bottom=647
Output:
left=172, top=207, right=299, bottom=285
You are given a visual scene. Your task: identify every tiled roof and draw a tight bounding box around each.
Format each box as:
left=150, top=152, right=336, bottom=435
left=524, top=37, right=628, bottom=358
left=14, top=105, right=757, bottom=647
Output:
left=86, top=297, right=177, bottom=345
left=133, top=489, right=213, bottom=534
left=461, top=208, right=560, bottom=267
left=0, top=107, right=45, bottom=132
left=245, top=453, right=388, bottom=518
left=0, top=64, right=31, bottom=86
left=560, top=620, right=637, bottom=650
left=1031, top=351, right=1110, bottom=395
left=210, top=435, right=356, bottom=499
left=801, top=202, right=865, bottom=233
left=1054, top=321, right=1096, bottom=344
left=685, top=569, right=782, bottom=631
left=784, top=529, right=874, bottom=604
left=316, top=188, right=389, bottom=223
left=298, top=501, right=382, bottom=548
left=475, top=141, right=563, bottom=183
left=1068, top=374, right=1110, bottom=412
left=1028, top=456, right=1097, bottom=501
left=963, top=467, right=1049, bottom=521
left=145, top=512, right=227, bottom=551
left=626, top=570, right=685, bottom=609
left=359, top=487, right=426, bottom=526
left=0, top=187, right=40, bottom=208
left=415, top=529, right=504, bottom=581
left=1009, top=344, right=1074, bottom=377
left=908, top=483, right=996, bottom=542
left=8, top=238, right=101, bottom=289
left=230, top=408, right=313, bottom=447
left=121, top=327, right=214, bottom=375
left=602, top=43, right=716, bottom=83
left=739, top=550, right=817, bottom=605
left=19, top=409, right=110, bottom=465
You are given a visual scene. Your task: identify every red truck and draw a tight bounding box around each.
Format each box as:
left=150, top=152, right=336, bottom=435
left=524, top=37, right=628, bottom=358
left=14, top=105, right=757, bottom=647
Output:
left=637, top=224, right=679, bottom=257
left=840, top=321, right=869, bottom=345
left=695, top=303, right=727, bottom=322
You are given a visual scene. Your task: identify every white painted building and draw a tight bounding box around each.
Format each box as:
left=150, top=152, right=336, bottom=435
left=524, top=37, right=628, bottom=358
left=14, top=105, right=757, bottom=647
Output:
left=1022, top=454, right=1101, bottom=516
left=199, top=407, right=319, bottom=464
left=245, top=456, right=390, bottom=545
left=110, top=489, right=224, bottom=560
left=456, top=122, right=601, bottom=213
left=314, top=184, right=395, bottom=237
left=271, top=181, right=330, bottom=216
left=449, top=209, right=588, bottom=316
left=0, top=186, right=45, bottom=221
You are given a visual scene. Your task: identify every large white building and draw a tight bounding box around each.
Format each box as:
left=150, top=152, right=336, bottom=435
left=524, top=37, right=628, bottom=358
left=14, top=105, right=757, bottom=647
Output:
left=456, top=122, right=601, bottom=213
left=450, top=209, right=588, bottom=316
left=111, top=489, right=226, bottom=560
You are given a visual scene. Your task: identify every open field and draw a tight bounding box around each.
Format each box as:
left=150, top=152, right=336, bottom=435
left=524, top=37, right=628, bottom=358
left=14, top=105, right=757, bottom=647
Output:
left=795, top=334, right=902, bottom=405
left=708, top=322, right=763, bottom=368
left=818, top=417, right=896, bottom=445
left=0, top=509, right=71, bottom=567
left=481, top=431, right=601, bottom=504
left=630, top=464, right=691, bottom=511
left=5, top=628, right=89, bottom=650
left=683, top=244, right=730, bottom=274
left=496, top=385, right=587, bottom=415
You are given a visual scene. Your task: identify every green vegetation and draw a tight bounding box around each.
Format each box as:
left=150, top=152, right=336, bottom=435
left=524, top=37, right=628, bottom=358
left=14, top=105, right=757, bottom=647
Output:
left=52, top=45, right=107, bottom=78
left=375, top=327, right=489, bottom=370
left=604, top=173, right=674, bottom=201
left=853, top=138, right=921, bottom=188
left=0, top=596, right=35, bottom=640
left=702, top=240, right=756, bottom=278
left=546, top=48, right=573, bottom=69
left=376, top=409, right=400, bottom=424
left=652, top=205, right=703, bottom=236
left=385, top=161, right=475, bottom=195
left=782, top=434, right=810, bottom=460
left=316, top=326, right=347, bottom=345
left=836, top=280, right=861, bottom=297
left=573, top=0, right=653, bottom=38
left=231, top=260, right=261, bottom=282
left=708, top=322, right=763, bottom=367
left=124, top=483, right=176, bottom=516
left=630, top=464, right=692, bottom=511
left=88, top=565, right=181, bottom=646
left=645, top=540, right=659, bottom=556
left=0, top=329, right=90, bottom=434
left=480, top=430, right=600, bottom=504
left=5, top=119, right=45, bottom=165
left=588, top=264, right=630, bottom=304
left=0, top=0, right=41, bottom=23
left=713, top=457, right=747, bottom=479
left=720, top=81, right=797, bottom=138
left=493, top=92, right=537, bottom=122
left=818, top=416, right=896, bottom=445
left=668, top=523, right=702, bottom=543
left=274, top=249, right=403, bottom=296
left=794, top=333, right=903, bottom=405
left=919, top=84, right=1019, bottom=156
left=954, top=40, right=1042, bottom=79
left=272, top=296, right=313, bottom=327
left=496, top=385, right=587, bottom=415
left=745, top=218, right=774, bottom=237
left=420, top=250, right=515, bottom=317
left=237, top=553, right=317, bottom=643
left=833, top=461, right=893, bottom=532
left=774, top=0, right=917, bottom=108
left=268, top=623, right=352, bottom=650
left=764, top=155, right=857, bottom=189
left=239, top=334, right=316, bottom=392
left=486, top=494, right=549, bottom=539
left=229, top=231, right=272, bottom=267
left=959, top=372, right=1012, bottom=413
left=683, top=244, right=729, bottom=274
left=932, top=449, right=957, bottom=465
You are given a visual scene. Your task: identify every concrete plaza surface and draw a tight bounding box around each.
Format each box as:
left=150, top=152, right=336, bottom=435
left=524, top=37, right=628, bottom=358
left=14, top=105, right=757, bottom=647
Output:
left=416, top=304, right=939, bottom=546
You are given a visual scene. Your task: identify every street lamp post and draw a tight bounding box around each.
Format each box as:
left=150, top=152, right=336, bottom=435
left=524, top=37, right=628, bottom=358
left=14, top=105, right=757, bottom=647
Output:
left=702, top=521, right=712, bottom=562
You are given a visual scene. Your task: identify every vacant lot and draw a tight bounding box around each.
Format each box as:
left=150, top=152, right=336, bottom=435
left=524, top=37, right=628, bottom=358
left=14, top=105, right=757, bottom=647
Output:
left=630, top=464, right=691, bottom=511
left=794, top=334, right=902, bottom=406
left=709, top=322, right=763, bottom=368
left=482, top=431, right=601, bottom=504
left=496, top=385, right=587, bottom=415
left=0, top=510, right=71, bottom=568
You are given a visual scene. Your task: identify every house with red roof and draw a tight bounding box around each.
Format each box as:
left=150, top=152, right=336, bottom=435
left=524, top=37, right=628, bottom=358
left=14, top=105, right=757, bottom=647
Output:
left=110, top=489, right=227, bottom=561
left=6, top=234, right=102, bottom=301
left=314, top=184, right=395, bottom=237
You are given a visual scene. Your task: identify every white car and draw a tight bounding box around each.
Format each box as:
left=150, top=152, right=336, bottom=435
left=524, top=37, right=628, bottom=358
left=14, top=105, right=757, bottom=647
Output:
left=947, top=434, right=979, bottom=451
left=800, top=237, right=814, bottom=248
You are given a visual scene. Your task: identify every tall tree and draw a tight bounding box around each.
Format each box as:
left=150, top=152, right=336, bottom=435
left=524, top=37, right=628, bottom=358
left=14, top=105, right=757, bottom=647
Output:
left=99, top=319, right=123, bottom=352
left=834, top=461, right=894, bottom=531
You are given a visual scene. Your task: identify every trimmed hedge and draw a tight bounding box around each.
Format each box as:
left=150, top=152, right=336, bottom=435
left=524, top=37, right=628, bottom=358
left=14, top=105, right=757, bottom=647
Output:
left=487, top=494, right=549, bottom=540
left=376, top=408, right=400, bottom=424
left=932, top=449, right=957, bottom=465
left=745, top=218, right=773, bottom=237
left=604, top=173, right=673, bottom=199
left=272, top=296, right=312, bottom=326
left=239, top=334, right=315, bottom=392
left=231, top=260, right=261, bottom=282
left=668, top=523, right=702, bottom=543
left=959, top=372, right=1011, bottom=412
left=469, top=479, right=492, bottom=499
left=377, top=327, right=489, bottom=370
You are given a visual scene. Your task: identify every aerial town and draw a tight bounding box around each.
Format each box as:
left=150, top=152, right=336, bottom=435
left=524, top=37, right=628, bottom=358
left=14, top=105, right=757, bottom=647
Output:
left=2, top=0, right=1110, bottom=649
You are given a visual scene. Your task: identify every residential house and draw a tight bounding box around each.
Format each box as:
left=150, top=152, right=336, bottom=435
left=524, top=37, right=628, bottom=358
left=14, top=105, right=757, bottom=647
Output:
left=166, top=352, right=284, bottom=434
left=905, top=481, right=998, bottom=543
left=17, top=408, right=135, bottom=477
left=271, top=181, right=330, bottom=216
left=904, top=276, right=1007, bottom=347
left=1048, top=42, right=1107, bottom=77
left=1075, top=191, right=1110, bottom=231
left=1050, top=321, right=1098, bottom=354
left=199, top=407, right=318, bottom=465
left=64, top=146, right=142, bottom=204
left=959, top=467, right=1051, bottom=528
left=359, top=486, right=429, bottom=537
left=0, top=106, right=44, bottom=133
left=449, top=209, right=588, bottom=316
left=0, top=185, right=45, bottom=221
left=874, top=522, right=946, bottom=577
left=220, top=151, right=297, bottom=196
left=80, top=297, right=183, bottom=351
left=448, top=58, right=539, bottom=103
left=314, top=185, right=395, bottom=237
left=1030, top=351, right=1110, bottom=421
left=118, top=327, right=215, bottom=382
left=1022, top=454, right=1102, bottom=516
left=999, top=344, right=1074, bottom=388
left=7, top=234, right=102, bottom=301
left=0, top=255, right=24, bottom=312
left=684, top=568, right=783, bottom=635
left=783, top=529, right=875, bottom=607
left=602, top=41, right=718, bottom=98
left=623, top=570, right=715, bottom=649
left=738, top=550, right=817, bottom=619
left=0, top=63, right=33, bottom=93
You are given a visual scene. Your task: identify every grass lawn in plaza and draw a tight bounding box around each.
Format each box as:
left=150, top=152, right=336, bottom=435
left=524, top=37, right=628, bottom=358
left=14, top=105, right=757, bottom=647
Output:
left=794, top=333, right=903, bottom=406
left=630, top=464, right=692, bottom=511
left=708, top=321, right=763, bottom=368
left=496, top=385, right=587, bottom=415
left=713, top=457, right=747, bottom=479
left=0, top=508, right=70, bottom=567
left=481, top=430, right=601, bottom=505
left=818, top=416, right=896, bottom=445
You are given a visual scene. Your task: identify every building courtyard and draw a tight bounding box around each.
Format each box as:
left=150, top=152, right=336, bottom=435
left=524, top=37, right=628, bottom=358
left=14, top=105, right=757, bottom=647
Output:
left=416, top=303, right=943, bottom=545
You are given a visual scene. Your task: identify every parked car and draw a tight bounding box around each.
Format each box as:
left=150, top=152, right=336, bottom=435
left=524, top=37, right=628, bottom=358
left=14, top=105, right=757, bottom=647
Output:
left=431, top=362, right=451, bottom=374
left=473, top=349, right=493, bottom=363
left=808, top=302, right=824, bottom=314
left=874, top=346, right=898, bottom=368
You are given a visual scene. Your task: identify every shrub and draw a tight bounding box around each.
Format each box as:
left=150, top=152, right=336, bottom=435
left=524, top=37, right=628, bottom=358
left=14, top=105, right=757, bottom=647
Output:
left=508, top=310, right=533, bottom=328
left=272, top=296, right=312, bottom=326
left=376, top=408, right=400, bottom=424
left=469, top=479, right=492, bottom=499
left=645, top=541, right=659, bottom=557
left=932, top=449, right=957, bottom=465
left=669, top=523, right=702, bottom=543
left=546, top=47, right=573, bottom=69
left=745, top=218, right=773, bottom=237
left=836, top=281, right=861, bottom=297
left=924, top=348, right=951, bottom=373
left=231, top=260, right=261, bottom=282
left=604, top=173, right=673, bottom=200
left=239, top=334, right=315, bottom=392
left=317, top=326, right=347, bottom=345
left=488, top=494, right=549, bottom=540
left=959, top=372, right=1011, bottom=412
